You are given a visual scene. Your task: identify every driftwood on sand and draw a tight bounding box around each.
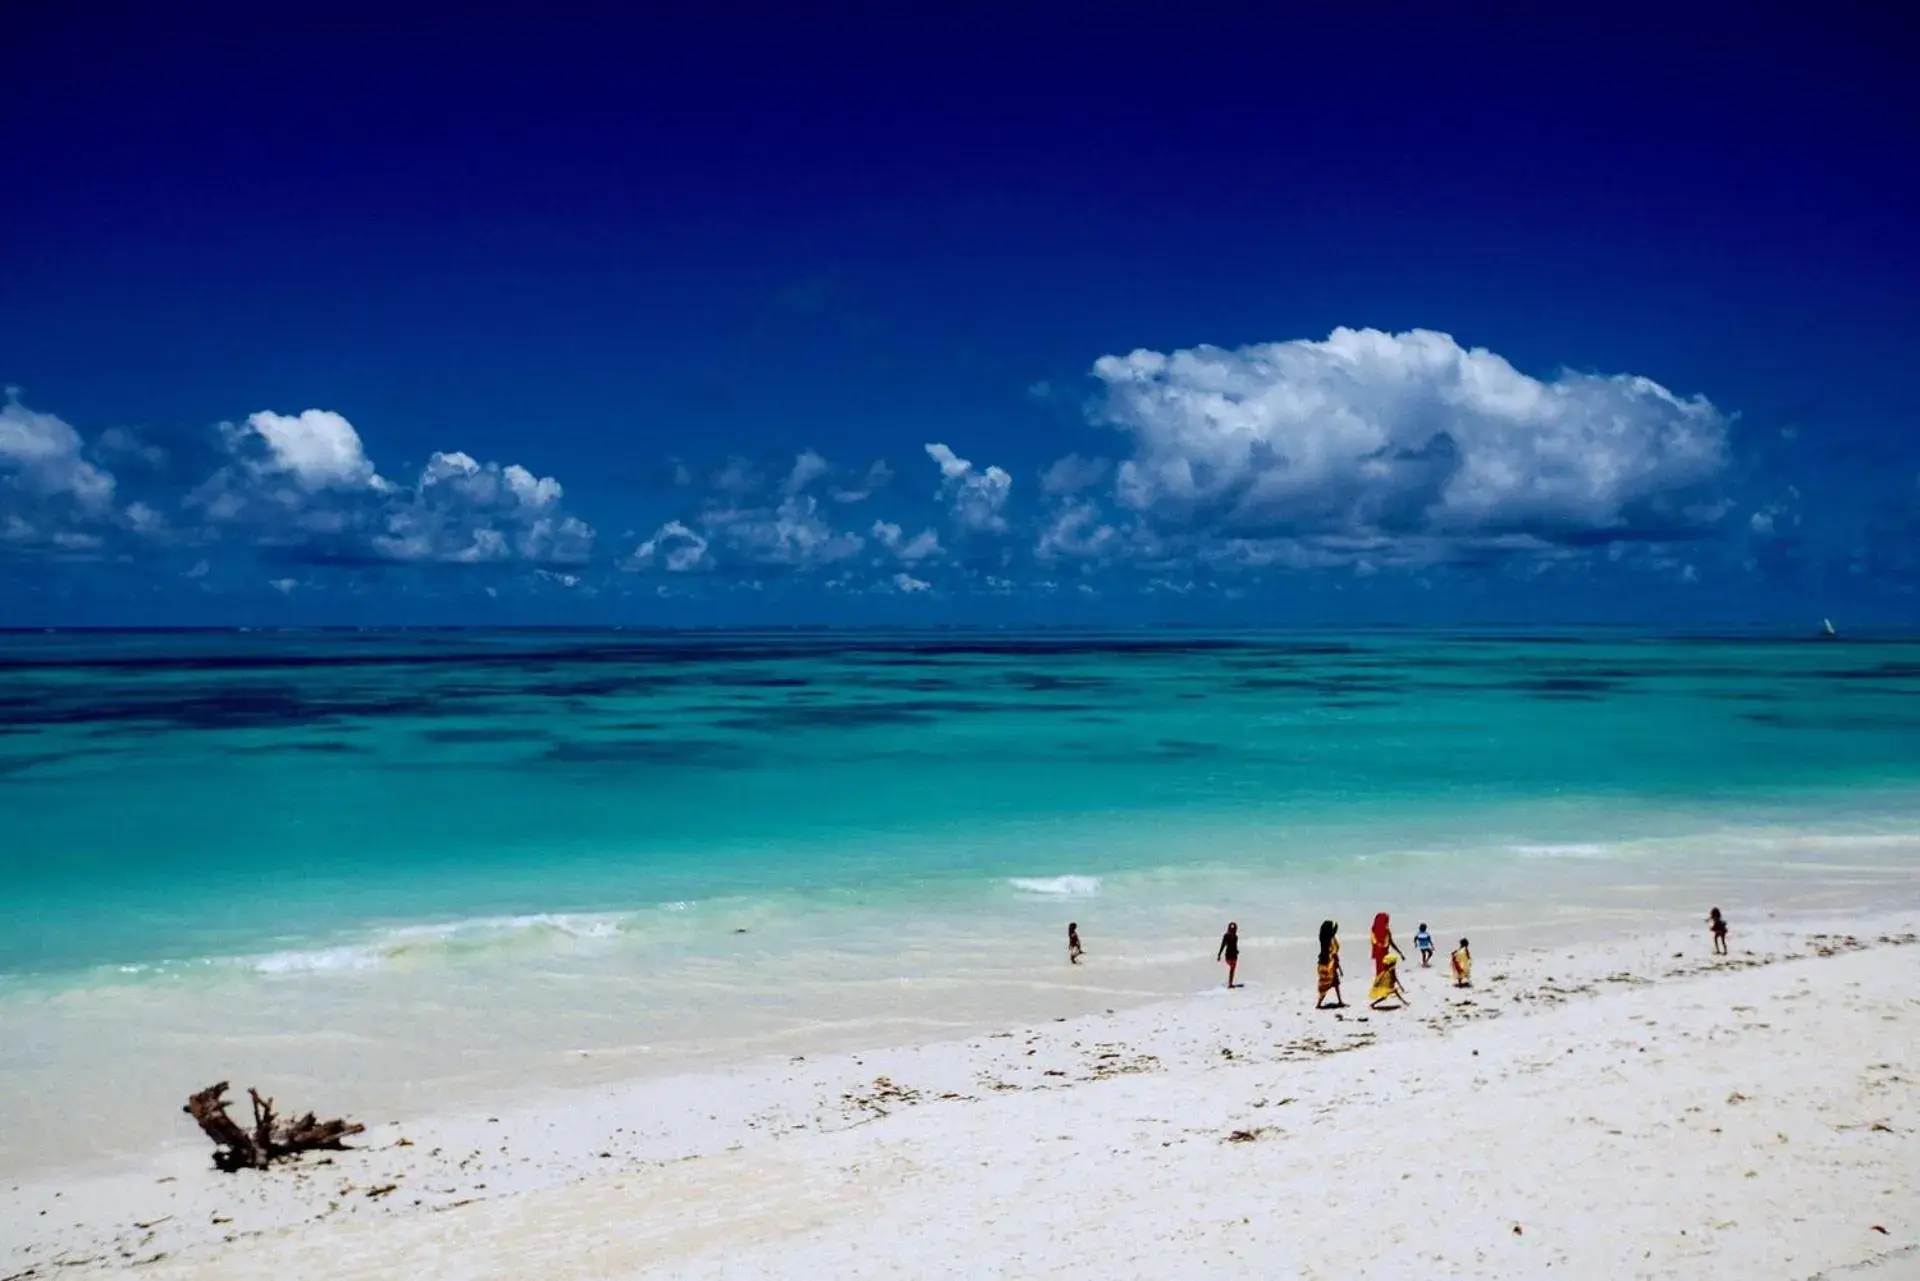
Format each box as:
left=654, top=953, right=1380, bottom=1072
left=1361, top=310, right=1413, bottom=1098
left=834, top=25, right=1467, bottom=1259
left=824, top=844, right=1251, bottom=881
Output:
left=184, top=1082, right=365, bottom=1171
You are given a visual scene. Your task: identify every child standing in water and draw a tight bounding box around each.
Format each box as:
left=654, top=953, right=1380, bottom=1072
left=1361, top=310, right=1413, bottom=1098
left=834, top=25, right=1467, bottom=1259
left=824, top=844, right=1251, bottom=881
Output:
left=1217, top=922, right=1240, bottom=989
left=1708, top=907, right=1729, bottom=955
left=1415, top=922, right=1435, bottom=967
left=1450, top=938, right=1472, bottom=987
left=1068, top=922, right=1084, bottom=965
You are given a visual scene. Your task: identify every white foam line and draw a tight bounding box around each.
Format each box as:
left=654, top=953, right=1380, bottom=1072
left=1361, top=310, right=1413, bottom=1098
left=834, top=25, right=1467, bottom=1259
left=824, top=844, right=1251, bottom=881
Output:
left=1008, top=875, right=1102, bottom=896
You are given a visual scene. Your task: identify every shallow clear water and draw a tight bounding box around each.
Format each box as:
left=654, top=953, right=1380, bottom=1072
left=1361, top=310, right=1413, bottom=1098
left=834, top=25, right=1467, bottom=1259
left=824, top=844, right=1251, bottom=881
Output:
left=6, top=628, right=1920, bottom=1176
left=4, top=628, right=1919, bottom=982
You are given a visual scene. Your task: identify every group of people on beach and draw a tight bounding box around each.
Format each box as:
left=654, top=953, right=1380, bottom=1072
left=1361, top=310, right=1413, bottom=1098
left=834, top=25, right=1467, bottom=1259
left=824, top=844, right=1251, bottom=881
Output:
left=1305, top=914, right=1471, bottom=1010
left=1068, top=906, right=1732, bottom=1005
left=1066, top=914, right=1472, bottom=1010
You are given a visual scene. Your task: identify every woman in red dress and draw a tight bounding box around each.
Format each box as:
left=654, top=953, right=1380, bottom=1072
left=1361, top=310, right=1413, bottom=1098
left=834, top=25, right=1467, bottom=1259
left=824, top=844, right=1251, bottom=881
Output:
left=1369, top=912, right=1401, bottom=976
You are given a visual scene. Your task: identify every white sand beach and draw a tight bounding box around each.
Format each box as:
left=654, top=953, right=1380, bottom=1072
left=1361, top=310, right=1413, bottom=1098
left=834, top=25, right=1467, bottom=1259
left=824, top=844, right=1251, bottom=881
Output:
left=5, top=909, right=1917, bottom=1280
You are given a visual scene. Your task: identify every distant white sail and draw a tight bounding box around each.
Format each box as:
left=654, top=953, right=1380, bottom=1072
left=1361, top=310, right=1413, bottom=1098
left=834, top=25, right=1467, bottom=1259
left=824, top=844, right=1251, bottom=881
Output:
left=1821, top=618, right=1837, bottom=637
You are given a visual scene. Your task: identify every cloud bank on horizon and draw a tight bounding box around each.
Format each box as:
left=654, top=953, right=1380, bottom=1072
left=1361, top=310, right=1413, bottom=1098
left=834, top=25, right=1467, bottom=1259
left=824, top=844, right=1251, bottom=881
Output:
left=0, top=327, right=1851, bottom=606
left=3, top=394, right=593, bottom=572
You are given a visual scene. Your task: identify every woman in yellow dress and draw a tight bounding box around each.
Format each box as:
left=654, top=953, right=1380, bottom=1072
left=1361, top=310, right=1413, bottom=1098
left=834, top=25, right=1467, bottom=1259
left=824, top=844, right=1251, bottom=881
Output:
left=1450, top=937, right=1472, bottom=987
left=1369, top=947, right=1409, bottom=1009
left=1315, top=920, right=1345, bottom=1009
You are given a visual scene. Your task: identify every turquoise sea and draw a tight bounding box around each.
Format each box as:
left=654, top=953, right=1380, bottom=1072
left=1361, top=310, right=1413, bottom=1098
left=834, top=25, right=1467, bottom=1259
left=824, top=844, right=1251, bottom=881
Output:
left=6, top=627, right=1920, bottom=1172
left=5, top=628, right=1920, bottom=983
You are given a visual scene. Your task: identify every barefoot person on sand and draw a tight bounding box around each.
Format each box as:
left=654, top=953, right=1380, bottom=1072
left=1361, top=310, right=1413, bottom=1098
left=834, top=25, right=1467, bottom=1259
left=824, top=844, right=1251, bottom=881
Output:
left=1369, top=912, right=1401, bottom=980
left=1369, top=947, right=1409, bottom=1009
left=1316, top=920, right=1345, bottom=1008
left=1068, top=922, right=1083, bottom=965
left=1415, top=922, right=1434, bottom=967
left=1451, top=937, right=1472, bottom=987
left=1217, top=922, right=1240, bottom=989
left=1708, top=907, right=1729, bottom=955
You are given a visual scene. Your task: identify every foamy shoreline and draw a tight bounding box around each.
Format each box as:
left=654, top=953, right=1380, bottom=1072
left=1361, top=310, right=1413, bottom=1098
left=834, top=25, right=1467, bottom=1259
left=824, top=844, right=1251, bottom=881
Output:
left=11, top=816, right=1919, bottom=1190
left=5, top=905, right=1917, bottom=1279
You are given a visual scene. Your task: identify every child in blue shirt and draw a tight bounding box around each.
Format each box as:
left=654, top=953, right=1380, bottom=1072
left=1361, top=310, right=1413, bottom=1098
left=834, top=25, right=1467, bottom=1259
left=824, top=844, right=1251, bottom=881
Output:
left=1415, top=922, right=1435, bottom=967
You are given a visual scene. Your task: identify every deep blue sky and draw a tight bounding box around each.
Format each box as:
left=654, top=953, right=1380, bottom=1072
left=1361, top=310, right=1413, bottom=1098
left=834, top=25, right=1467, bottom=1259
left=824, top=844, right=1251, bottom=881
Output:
left=3, top=5, right=1916, bottom=626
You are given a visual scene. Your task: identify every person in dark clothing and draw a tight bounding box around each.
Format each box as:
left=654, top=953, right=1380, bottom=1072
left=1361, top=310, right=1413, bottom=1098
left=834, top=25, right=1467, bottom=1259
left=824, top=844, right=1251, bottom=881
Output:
left=1068, top=922, right=1084, bottom=964
left=1217, top=921, right=1240, bottom=989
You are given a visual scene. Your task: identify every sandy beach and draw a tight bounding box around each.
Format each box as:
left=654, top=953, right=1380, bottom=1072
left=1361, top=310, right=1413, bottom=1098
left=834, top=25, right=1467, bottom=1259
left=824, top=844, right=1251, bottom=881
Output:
left=5, top=908, right=1917, bottom=1280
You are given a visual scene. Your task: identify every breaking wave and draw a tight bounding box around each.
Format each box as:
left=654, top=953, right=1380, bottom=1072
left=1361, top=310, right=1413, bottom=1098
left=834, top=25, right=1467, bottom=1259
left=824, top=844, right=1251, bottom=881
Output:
left=1007, top=875, right=1102, bottom=897
left=247, top=911, right=634, bottom=976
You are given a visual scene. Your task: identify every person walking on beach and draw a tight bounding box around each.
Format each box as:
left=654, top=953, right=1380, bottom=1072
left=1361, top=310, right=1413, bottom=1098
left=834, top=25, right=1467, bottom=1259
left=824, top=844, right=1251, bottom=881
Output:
left=1068, top=922, right=1084, bottom=965
left=1450, top=937, right=1472, bottom=987
left=1369, top=946, right=1409, bottom=1009
left=1217, top=921, right=1240, bottom=989
left=1708, top=907, right=1729, bottom=955
left=1316, top=919, right=1345, bottom=1009
left=1369, top=913, right=1401, bottom=979
left=1415, top=922, right=1435, bottom=968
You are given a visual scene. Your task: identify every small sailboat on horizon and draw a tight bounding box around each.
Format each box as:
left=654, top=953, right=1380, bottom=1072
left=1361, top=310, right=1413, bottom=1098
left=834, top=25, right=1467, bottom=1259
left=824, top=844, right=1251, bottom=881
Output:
left=1820, top=617, right=1838, bottom=639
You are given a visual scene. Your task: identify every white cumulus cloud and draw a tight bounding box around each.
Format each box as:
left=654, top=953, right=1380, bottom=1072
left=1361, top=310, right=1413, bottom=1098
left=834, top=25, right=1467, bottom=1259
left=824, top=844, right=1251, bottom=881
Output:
left=710, top=495, right=864, bottom=568
left=190, top=409, right=592, bottom=567
left=1091, top=327, right=1729, bottom=563
left=622, top=520, right=713, bottom=572
left=1036, top=500, right=1120, bottom=562
left=372, top=449, right=589, bottom=564
left=629, top=494, right=864, bottom=573
left=781, top=449, right=831, bottom=496
left=0, top=393, right=128, bottom=555
left=925, top=442, right=1012, bottom=533
left=233, top=409, right=385, bottom=491
left=417, top=450, right=562, bottom=509
left=0, top=394, right=118, bottom=512
left=870, top=520, right=944, bottom=563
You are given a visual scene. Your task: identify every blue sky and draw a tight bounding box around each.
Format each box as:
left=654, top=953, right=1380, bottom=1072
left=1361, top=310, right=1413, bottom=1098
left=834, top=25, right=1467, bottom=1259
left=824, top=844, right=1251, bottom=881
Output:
left=3, top=7, right=1916, bottom=626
